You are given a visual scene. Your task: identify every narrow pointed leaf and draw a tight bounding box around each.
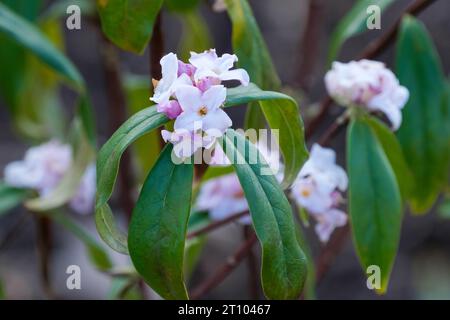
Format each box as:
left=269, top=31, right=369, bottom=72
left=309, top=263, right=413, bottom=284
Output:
left=347, top=117, right=403, bottom=294
left=97, top=0, right=164, bottom=54
left=220, top=129, right=307, bottom=299
left=128, top=145, right=193, bottom=300
left=396, top=16, right=450, bottom=213
left=225, top=83, right=308, bottom=188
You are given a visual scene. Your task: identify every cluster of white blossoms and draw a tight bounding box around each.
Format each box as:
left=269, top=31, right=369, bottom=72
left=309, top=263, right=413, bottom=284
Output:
left=290, top=144, right=348, bottom=243
left=196, top=142, right=282, bottom=225
left=151, top=49, right=250, bottom=158
left=3, top=140, right=95, bottom=215
left=325, top=59, right=409, bottom=130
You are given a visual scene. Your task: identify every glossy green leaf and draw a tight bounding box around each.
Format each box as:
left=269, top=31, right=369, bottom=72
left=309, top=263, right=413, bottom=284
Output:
left=52, top=211, right=112, bottom=271
left=0, top=182, right=28, bottom=216
left=396, top=16, right=450, bottom=213
left=327, top=0, right=395, bottom=65
left=97, top=0, right=164, bottom=54
left=0, top=2, right=85, bottom=91
left=225, top=0, right=280, bottom=130
left=95, top=204, right=129, bottom=254
left=220, top=129, right=307, bottom=299
left=128, top=145, right=194, bottom=300
left=347, top=117, right=403, bottom=294
left=225, top=83, right=308, bottom=188
left=366, top=116, right=413, bottom=201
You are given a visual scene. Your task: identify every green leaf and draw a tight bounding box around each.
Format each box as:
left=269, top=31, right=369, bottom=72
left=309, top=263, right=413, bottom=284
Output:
left=0, top=2, right=85, bottom=91
left=365, top=116, right=413, bottom=201
left=225, top=83, right=308, bottom=188
left=225, top=0, right=280, bottom=130
left=439, top=198, right=450, bottom=219
left=165, top=0, right=199, bottom=13
left=25, top=123, right=95, bottom=212
left=0, top=277, right=4, bottom=299
left=0, top=182, right=28, bottom=216
left=347, top=117, right=403, bottom=294
left=95, top=204, right=129, bottom=254
left=51, top=211, right=112, bottom=271
left=220, top=129, right=307, bottom=299
left=97, top=0, right=164, bottom=54
left=396, top=16, right=450, bottom=213
left=327, top=0, right=395, bottom=65
left=128, top=145, right=194, bottom=300
left=177, top=10, right=213, bottom=61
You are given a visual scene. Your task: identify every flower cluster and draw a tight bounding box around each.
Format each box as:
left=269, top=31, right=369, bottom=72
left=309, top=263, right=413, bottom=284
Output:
left=151, top=49, right=250, bottom=158
left=3, top=140, right=95, bottom=215
left=325, top=59, right=409, bottom=130
left=290, top=144, right=348, bottom=243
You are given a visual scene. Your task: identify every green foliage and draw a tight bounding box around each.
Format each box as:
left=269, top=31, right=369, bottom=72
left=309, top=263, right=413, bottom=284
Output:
left=178, top=10, right=213, bottom=61
left=97, top=0, right=164, bottom=54
left=220, top=129, right=307, bottom=299
left=128, top=145, right=193, bottom=300
left=95, top=204, right=129, bottom=254
left=0, top=182, right=28, bottom=216
left=165, top=0, right=200, bottom=13
left=327, top=0, right=395, bottom=65
left=396, top=16, right=450, bottom=213
left=225, top=83, right=308, bottom=188
left=347, top=117, right=403, bottom=293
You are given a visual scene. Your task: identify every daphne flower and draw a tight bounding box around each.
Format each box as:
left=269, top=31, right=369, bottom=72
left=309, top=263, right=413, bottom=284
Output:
left=291, top=144, right=348, bottom=243
left=189, top=49, right=250, bottom=88
left=4, top=140, right=72, bottom=196
left=161, top=129, right=217, bottom=159
left=325, top=59, right=409, bottom=130
left=196, top=173, right=251, bottom=225
left=175, top=84, right=232, bottom=134
left=69, top=164, right=96, bottom=215
left=151, top=53, right=192, bottom=119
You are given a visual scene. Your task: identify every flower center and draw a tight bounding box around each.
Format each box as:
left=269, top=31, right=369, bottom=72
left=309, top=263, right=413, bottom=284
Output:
left=301, top=188, right=311, bottom=198
left=198, top=106, right=208, bottom=116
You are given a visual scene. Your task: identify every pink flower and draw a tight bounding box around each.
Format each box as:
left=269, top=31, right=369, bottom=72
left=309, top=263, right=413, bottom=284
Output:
left=69, top=164, right=96, bottom=215
left=325, top=59, right=409, bottom=130
left=156, top=100, right=182, bottom=119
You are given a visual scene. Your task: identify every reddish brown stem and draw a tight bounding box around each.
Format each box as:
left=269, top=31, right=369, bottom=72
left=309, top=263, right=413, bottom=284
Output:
left=35, top=215, right=54, bottom=298
left=190, top=232, right=258, bottom=299
left=187, top=211, right=249, bottom=239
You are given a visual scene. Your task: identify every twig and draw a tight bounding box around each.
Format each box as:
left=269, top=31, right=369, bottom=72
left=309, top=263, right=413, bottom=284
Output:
left=243, top=226, right=259, bottom=299
left=297, top=0, right=324, bottom=90
left=187, top=211, right=249, bottom=239
left=190, top=231, right=257, bottom=299
left=101, top=39, right=135, bottom=220
left=305, top=0, right=436, bottom=140
left=35, top=215, right=54, bottom=299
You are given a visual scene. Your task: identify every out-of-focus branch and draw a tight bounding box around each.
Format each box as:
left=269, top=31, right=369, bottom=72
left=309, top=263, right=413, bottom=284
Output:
left=35, top=215, right=54, bottom=299
left=297, top=0, right=324, bottom=90
left=187, top=211, right=249, bottom=239
left=305, top=0, right=437, bottom=141
left=190, top=231, right=257, bottom=299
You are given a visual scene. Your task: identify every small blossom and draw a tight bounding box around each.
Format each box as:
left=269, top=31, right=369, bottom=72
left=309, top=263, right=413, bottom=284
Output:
left=325, top=59, right=409, bottom=130
left=196, top=173, right=251, bottom=225
left=175, top=84, right=232, bottom=134
left=212, top=0, right=227, bottom=12
left=156, top=100, right=182, bottom=119
left=189, top=49, right=250, bottom=87
left=69, top=164, right=96, bottom=215
left=291, top=144, right=348, bottom=243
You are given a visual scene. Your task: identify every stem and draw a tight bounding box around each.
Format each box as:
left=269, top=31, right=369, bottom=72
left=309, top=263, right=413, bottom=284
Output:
left=243, top=226, right=259, bottom=299
left=190, top=232, right=258, bottom=299
left=35, top=215, right=54, bottom=299
left=187, top=211, right=249, bottom=239
left=101, top=39, right=135, bottom=221
left=297, top=0, right=324, bottom=90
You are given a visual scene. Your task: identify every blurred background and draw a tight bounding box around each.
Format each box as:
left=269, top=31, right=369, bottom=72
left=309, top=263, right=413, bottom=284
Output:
left=0, top=0, right=449, bottom=299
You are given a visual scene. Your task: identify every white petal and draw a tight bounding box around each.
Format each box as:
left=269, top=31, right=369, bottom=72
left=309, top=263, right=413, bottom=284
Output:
left=202, top=85, right=226, bottom=111
left=203, top=109, right=232, bottom=132
left=189, top=49, right=218, bottom=70
left=216, top=53, right=238, bottom=72
left=175, top=85, right=202, bottom=112
left=174, top=111, right=202, bottom=131
left=220, top=69, right=250, bottom=86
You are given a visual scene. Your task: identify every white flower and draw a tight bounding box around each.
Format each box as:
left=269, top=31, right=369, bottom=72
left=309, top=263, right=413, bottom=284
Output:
left=69, top=164, right=96, bottom=215
left=175, top=84, right=232, bottom=134
left=151, top=53, right=192, bottom=118
left=196, top=173, right=251, bottom=225
left=212, top=0, right=227, bottom=12
left=4, top=140, right=72, bottom=196
left=189, top=49, right=250, bottom=87
left=291, top=144, right=348, bottom=243
left=325, top=59, right=409, bottom=130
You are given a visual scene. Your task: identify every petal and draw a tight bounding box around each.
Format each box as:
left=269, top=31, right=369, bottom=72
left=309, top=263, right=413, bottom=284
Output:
left=220, top=69, right=250, bottom=86
left=175, top=85, right=202, bottom=112
left=202, top=85, right=226, bottom=110
left=203, top=109, right=232, bottom=132
left=216, top=53, right=238, bottom=72
left=174, top=111, right=202, bottom=131
left=310, top=144, right=336, bottom=169
left=189, top=49, right=218, bottom=70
